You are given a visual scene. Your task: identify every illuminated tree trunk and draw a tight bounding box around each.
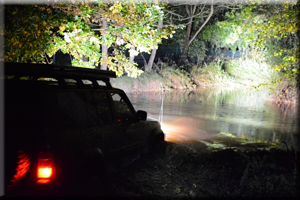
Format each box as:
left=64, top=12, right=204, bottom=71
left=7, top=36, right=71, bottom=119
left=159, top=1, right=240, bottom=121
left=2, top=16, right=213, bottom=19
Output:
left=101, top=18, right=108, bottom=70
left=146, top=18, right=163, bottom=72
left=129, top=46, right=136, bottom=63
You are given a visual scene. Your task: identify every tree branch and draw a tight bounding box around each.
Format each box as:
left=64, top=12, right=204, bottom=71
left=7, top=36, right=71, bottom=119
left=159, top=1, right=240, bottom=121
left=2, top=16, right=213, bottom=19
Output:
left=169, top=4, right=211, bottom=23
left=188, top=0, right=214, bottom=47
left=192, top=5, right=197, bottom=16
left=186, top=5, right=191, bottom=16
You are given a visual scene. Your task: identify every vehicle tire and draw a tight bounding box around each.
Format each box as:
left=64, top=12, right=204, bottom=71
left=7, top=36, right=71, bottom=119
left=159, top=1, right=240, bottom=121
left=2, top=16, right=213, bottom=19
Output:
left=151, top=134, right=166, bottom=154
left=74, top=155, right=106, bottom=194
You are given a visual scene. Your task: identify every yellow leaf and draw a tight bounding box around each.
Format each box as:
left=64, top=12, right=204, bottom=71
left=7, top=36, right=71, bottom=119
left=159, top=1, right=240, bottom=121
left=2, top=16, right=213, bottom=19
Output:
left=292, top=69, right=298, bottom=74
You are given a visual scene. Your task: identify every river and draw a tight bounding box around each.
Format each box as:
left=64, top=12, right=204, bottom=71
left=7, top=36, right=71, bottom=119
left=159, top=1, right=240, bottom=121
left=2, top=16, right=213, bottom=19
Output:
left=127, top=87, right=299, bottom=151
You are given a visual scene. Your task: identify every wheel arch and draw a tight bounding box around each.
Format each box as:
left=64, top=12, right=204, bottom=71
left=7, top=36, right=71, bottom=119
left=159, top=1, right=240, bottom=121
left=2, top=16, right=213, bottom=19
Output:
left=143, top=127, right=165, bottom=154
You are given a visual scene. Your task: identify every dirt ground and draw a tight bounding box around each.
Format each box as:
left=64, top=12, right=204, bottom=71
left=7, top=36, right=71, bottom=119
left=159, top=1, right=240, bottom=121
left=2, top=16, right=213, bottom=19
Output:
left=73, top=140, right=299, bottom=198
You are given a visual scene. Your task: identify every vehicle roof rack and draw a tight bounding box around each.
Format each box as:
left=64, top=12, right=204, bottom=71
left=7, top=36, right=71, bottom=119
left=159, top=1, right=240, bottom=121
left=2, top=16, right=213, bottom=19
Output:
left=4, top=62, right=117, bottom=88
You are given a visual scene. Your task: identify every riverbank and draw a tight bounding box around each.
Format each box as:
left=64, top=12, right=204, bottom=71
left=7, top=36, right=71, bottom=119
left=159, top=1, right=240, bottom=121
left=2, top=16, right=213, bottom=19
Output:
left=111, top=59, right=299, bottom=105
left=62, top=141, right=299, bottom=198
left=107, top=142, right=298, bottom=198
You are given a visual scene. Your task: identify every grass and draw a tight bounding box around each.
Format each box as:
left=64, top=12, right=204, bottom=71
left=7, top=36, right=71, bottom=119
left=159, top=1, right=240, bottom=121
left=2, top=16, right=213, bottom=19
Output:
left=110, top=51, right=298, bottom=105
left=101, top=141, right=298, bottom=198
left=111, top=65, right=196, bottom=93
left=160, top=67, right=196, bottom=90
left=191, top=59, right=238, bottom=88
left=111, top=57, right=274, bottom=92
left=191, top=51, right=277, bottom=89
left=111, top=71, right=164, bottom=93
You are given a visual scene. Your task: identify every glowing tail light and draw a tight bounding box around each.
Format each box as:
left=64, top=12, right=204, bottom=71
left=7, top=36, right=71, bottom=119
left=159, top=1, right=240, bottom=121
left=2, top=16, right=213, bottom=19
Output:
left=37, top=152, right=54, bottom=184
left=38, top=167, right=52, bottom=178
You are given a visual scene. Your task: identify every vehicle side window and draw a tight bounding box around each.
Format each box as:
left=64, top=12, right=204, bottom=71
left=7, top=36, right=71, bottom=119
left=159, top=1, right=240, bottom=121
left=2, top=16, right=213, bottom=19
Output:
left=111, top=92, right=134, bottom=123
left=57, top=91, right=98, bottom=128
left=90, top=91, right=113, bottom=125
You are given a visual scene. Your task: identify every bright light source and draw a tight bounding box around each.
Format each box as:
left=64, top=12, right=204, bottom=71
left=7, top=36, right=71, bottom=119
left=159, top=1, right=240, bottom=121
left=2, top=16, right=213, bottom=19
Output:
left=38, top=167, right=52, bottom=179
left=161, top=117, right=215, bottom=143
left=37, top=152, right=54, bottom=183
left=161, top=122, right=187, bottom=143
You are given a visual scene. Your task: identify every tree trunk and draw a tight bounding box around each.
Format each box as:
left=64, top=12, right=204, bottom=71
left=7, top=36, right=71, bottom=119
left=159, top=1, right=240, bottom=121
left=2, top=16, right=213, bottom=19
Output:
left=129, top=46, right=136, bottom=63
left=146, top=48, right=157, bottom=71
left=181, top=2, right=214, bottom=62
left=182, top=14, right=194, bottom=60
left=101, top=18, right=108, bottom=70
left=146, top=18, right=163, bottom=72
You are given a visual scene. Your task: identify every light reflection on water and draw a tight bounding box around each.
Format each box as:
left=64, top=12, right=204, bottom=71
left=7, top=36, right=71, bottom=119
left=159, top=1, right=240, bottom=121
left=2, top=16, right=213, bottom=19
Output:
left=128, top=87, right=299, bottom=150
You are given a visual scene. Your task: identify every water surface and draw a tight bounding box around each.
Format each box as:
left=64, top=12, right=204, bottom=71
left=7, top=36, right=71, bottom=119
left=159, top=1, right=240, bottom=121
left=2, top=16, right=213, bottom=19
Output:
left=127, top=87, right=299, bottom=150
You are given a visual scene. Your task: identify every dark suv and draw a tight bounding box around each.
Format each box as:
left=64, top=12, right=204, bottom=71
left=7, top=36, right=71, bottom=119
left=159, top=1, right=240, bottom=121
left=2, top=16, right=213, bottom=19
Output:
left=4, top=62, right=165, bottom=196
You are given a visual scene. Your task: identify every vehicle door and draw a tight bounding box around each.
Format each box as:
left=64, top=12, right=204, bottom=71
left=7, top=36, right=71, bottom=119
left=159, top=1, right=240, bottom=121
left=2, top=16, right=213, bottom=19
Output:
left=110, top=91, right=147, bottom=155
left=52, top=89, right=122, bottom=161
left=88, top=90, right=124, bottom=156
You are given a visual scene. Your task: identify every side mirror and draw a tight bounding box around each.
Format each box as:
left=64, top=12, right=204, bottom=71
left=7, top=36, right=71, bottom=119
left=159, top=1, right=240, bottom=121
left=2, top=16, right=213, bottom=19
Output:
left=136, top=110, right=147, bottom=121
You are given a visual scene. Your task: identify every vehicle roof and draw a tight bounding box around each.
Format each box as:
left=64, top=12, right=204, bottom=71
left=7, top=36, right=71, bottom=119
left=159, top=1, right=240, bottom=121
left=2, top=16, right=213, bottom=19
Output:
left=4, top=62, right=117, bottom=88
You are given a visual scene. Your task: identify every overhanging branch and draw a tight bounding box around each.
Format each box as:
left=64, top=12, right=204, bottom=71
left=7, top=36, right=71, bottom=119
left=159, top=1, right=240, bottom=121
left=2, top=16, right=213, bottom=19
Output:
left=188, top=0, right=214, bottom=47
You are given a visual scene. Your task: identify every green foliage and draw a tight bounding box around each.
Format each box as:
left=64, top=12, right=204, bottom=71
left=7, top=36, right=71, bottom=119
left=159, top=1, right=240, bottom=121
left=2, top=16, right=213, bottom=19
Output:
left=190, top=50, right=275, bottom=89
left=53, top=1, right=175, bottom=77
left=227, top=50, right=276, bottom=86
left=4, top=2, right=175, bottom=78
left=161, top=67, right=196, bottom=90
left=193, top=60, right=238, bottom=87
left=111, top=70, right=164, bottom=93
left=213, top=2, right=299, bottom=87
left=3, top=5, right=69, bottom=63
left=55, top=21, right=101, bottom=68
left=200, top=24, right=243, bottom=51
left=188, top=38, right=207, bottom=63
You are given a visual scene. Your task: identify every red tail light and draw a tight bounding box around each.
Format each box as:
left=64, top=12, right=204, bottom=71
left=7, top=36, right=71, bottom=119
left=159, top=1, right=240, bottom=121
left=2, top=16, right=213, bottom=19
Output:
left=37, top=152, right=54, bottom=184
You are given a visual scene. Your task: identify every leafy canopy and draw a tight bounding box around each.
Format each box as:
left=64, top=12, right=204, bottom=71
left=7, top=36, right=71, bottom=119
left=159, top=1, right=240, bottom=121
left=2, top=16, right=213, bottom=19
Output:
left=4, top=5, right=69, bottom=63
left=200, top=1, right=299, bottom=86
left=3, top=2, right=175, bottom=78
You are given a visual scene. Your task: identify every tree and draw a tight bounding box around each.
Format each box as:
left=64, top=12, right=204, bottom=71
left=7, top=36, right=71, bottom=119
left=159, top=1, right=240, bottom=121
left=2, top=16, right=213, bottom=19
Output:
left=3, top=5, right=70, bottom=64
left=181, top=2, right=214, bottom=61
left=145, top=17, right=163, bottom=71
left=52, top=19, right=101, bottom=68
left=101, top=18, right=108, bottom=70
left=4, top=2, right=174, bottom=78
left=164, top=0, right=239, bottom=64
left=53, top=1, right=174, bottom=77
left=216, top=1, right=299, bottom=86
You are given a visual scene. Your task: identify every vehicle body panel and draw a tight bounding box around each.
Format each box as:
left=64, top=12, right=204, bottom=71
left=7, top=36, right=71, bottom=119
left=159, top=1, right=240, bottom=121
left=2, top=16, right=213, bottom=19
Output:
left=4, top=63, right=164, bottom=196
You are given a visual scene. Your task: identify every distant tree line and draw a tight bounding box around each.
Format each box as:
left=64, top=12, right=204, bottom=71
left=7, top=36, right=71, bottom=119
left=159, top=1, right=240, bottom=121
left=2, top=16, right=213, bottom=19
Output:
left=3, top=0, right=299, bottom=89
